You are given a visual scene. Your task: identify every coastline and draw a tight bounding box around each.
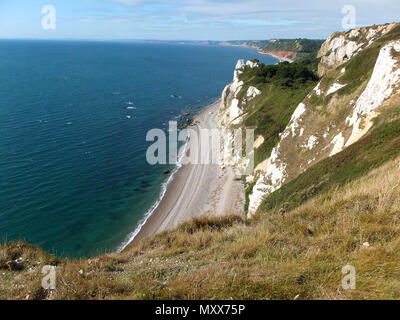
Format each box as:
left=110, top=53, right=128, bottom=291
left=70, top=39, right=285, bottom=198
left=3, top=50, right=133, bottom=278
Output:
left=257, top=50, right=294, bottom=63
left=222, top=44, right=294, bottom=63
left=121, top=100, right=244, bottom=250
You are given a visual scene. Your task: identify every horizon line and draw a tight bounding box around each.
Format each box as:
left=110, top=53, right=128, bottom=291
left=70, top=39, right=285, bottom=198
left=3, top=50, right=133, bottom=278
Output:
left=0, top=37, right=326, bottom=42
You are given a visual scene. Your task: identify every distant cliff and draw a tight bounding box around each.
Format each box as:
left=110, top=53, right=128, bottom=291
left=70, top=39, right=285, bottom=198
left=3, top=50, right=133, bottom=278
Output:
left=136, top=38, right=324, bottom=62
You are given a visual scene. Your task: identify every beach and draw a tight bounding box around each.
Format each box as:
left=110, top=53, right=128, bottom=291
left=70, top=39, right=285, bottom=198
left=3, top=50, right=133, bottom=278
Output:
left=257, top=50, right=294, bottom=63
left=124, top=100, right=245, bottom=247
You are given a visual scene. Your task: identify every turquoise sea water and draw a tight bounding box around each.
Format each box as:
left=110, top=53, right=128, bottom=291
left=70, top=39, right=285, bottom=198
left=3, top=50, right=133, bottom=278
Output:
left=0, top=40, right=277, bottom=258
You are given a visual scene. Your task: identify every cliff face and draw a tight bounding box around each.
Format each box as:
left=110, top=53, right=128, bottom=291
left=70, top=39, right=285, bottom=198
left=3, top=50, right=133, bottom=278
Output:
left=248, top=23, right=400, bottom=215
left=218, top=59, right=260, bottom=173
left=219, top=59, right=260, bottom=128
left=317, top=23, right=398, bottom=76
left=216, top=23, right=400, bottom=216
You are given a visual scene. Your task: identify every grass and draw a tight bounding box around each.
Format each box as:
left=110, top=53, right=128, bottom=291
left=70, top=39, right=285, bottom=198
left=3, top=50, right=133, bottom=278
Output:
left=295, top=51, right=321, bottom=74
left=336, top=45, right=380, bottom=97
left=233, top=61, right=319, bottom=211
left=2, top=154, right=400, bottom=299
left=259, top=108, right=400, bottom=214
left=245, top=82, right=316, bottom=166
left=228, top=39, right=324, bottom=61
left=337, top=23, right=400, bottom=97
left=232, top=49, right=322, bottom=211
left=238, top=77, right=316, bottom=211
left=237, top=62, right=318, bottom=167
left=261, top=39, right=324, bottom=54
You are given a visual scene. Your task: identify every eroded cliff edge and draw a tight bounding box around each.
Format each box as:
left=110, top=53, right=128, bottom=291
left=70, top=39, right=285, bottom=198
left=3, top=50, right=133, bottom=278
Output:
left=217, top=23, right=400, bottom=216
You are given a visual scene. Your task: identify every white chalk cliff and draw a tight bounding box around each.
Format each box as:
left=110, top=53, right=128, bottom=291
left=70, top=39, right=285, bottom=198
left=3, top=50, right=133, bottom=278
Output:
left=219, top=59, right=260, bottom=127
left=318, top=23, right=397, bottom=76
left=218, top=59, right=260, bottom=172
left=345, top=40, right=400, bottom=147
left=246, top=23, right=400, bottom=216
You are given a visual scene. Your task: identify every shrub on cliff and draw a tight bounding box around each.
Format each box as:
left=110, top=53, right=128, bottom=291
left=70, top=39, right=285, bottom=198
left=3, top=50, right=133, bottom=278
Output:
left=243, top=62, right=319, bottom=88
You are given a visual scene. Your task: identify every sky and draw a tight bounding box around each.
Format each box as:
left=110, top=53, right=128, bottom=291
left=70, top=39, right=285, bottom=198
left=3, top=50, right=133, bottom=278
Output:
left=0, top=0, right=399, bottom=40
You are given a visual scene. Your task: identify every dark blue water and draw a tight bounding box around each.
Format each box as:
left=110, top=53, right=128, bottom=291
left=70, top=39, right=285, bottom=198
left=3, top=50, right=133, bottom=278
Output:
left=0, top=40, right=277, bottom=258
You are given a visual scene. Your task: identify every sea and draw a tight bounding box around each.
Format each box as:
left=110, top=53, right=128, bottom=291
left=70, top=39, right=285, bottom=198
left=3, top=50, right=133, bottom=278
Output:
left=0, top=40, right=277, bottom=258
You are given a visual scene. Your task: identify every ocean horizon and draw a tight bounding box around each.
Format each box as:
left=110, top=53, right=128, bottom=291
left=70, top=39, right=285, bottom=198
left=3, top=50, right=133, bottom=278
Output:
left=0, top=40, right=278, bottom=258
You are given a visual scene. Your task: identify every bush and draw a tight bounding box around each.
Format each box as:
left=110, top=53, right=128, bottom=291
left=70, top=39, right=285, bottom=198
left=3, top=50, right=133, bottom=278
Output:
left=241, top=62, right=319, bottom=88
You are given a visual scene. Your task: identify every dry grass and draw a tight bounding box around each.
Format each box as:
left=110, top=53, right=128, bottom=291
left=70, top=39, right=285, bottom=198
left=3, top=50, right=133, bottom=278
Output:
left=2, top=158, right=400, bottom=300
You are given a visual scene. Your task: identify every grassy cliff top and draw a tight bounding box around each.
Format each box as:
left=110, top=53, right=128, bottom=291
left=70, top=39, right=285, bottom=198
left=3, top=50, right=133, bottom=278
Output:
left=252, top=39, right=324, bottom=54
left=2, top=100, right=400, bottom=299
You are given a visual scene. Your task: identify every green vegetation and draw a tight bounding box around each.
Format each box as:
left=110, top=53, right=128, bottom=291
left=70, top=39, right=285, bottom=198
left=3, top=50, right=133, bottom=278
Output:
left=236, top=61, right=319, bottom=211
left=258, top=39, right=324, bottom=54
left=225, top=38, right=323, bottom=62
left=295, top=51, right=321, bottom=74
left=337, top=45, right=380, bottom=96
left=238, top=61, right=319, bottom=168
left=378, top=23, right=400, bottom=43
left=337, top=24, right=400, bottom=96
left=3, top=152, right=400, bottom=299
left=244, top=80, right=315, bottom=167
left=230, top=39, right=324, bottom=56
left=259, top=106, right=400, bottom=214
left=241, top=61, right=318, bottom=88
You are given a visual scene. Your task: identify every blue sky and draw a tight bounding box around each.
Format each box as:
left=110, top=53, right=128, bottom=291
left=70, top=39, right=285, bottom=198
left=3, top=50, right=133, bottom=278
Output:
left=0, top=0, right=399, bottom=40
